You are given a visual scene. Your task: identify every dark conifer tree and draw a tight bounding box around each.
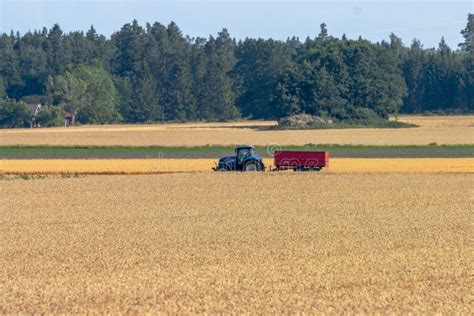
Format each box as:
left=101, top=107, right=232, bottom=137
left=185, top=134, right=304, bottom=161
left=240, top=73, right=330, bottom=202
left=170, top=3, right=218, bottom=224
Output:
left=0, top=18, right=473, bottom=128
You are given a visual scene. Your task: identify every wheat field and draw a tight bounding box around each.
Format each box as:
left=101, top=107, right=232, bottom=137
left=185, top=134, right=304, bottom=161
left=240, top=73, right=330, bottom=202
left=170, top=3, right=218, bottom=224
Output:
left=0, top=115, right=472, bottom=146
left=1, top=115, right=472, bottom=313
left=1, top=158, right=473, bottom=174
left=0, top=173, right=472, bottom=313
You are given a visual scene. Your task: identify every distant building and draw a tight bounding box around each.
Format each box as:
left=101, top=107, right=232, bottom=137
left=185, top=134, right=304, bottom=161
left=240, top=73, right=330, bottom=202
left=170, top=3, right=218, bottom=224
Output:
left=25, top=103, right=42, bottom=128
left=64, top=112, right=74, bottom=127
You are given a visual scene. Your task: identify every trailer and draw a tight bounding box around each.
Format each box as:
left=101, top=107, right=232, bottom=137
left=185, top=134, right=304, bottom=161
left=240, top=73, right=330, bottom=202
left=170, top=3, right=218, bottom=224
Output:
left=273, top=150, right=329, bottom=172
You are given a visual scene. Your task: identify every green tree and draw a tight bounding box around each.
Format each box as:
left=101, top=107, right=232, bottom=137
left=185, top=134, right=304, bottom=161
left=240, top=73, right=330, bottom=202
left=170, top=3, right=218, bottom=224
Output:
left=162, top=22, right=195, bottom=121
left=17, top=31, right=48, bottom=97
left=65, top=31, right=89, bottom=65
left=0, top=76, right=5, bottom=98
left=35, top=105, right=65, bottom=127
left=72, top=64, right=121, bottom=124
left=134, top=71, right=161, bottom=122
left=111, top=20, right=147, bottom=78
left=47, top=70, right=86, bottom=125
left=0, top=33, right=21, bottom=98
left=275, top=35, right=406, bottom=121
left=234, top=38, right=291, bottom=118
left=459, top=54, right=474, bottom=111
left=199, top=30, right=239, bottom=120
left=45, top=24, right=70, bottom=76
left=190, top=37, right=208, bottom=119
left=113, top=76, right=134, bottom=122
left=85, top=25, right=112, bottom=63
left=387, top=33, right=405, bottom=63
left=318, top=23, right=329, bottom=40
left=273, top=63, right=303, bottom=117
left=402, top=39, right=425, bottom=113
left=459, top=13, right=473, bottom=53
left=0, top=99, right=30, bottom=128
left=49, top=64, right=120, bottom=125
left=458, top=14, right=474, bottom=112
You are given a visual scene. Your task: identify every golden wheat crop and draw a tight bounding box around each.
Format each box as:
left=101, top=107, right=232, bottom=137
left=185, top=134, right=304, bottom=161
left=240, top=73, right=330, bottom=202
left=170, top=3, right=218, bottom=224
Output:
left=328, top=158, right=474, bottom=173
left=394, top=115, right=474, bottom=128
left=0, top=173, right=472, bottom=313
left=0, top=115, right=472, bottom=146
left=1, top=158, right=473, bottom=174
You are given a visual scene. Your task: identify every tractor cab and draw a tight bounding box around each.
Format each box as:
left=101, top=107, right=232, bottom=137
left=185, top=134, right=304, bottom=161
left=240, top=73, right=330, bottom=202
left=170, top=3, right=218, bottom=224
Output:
left=235, top=146, right=255, bottom=166
left=214, top=145, right=265, bottom=172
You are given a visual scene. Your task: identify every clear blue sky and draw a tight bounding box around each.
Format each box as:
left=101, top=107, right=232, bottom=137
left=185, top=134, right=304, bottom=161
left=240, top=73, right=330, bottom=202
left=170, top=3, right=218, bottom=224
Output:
left=1, top=0, right=472, bottom=49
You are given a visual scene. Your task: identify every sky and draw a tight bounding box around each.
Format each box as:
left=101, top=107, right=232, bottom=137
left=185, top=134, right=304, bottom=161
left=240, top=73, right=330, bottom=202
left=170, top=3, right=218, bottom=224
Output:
left=0, top=0, right=472, bottom=49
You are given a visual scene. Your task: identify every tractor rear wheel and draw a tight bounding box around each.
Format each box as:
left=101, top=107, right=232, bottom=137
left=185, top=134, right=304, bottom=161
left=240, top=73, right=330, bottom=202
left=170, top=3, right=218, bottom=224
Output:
left=244, top=162, right=259, bottom=172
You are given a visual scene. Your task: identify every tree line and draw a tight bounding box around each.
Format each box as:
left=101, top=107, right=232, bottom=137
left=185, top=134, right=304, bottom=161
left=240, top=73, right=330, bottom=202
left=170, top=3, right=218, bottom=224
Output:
left=0, top=14, right=472, bottom=127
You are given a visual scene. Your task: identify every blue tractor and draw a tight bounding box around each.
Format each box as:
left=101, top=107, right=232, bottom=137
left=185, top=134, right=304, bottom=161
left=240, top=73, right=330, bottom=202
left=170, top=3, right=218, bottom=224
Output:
left=213, top=145, right=265, bottom=172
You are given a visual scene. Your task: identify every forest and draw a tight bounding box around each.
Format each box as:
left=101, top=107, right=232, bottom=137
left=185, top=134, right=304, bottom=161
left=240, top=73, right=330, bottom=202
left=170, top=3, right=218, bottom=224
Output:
left=0, top=14, right=472, bottom=127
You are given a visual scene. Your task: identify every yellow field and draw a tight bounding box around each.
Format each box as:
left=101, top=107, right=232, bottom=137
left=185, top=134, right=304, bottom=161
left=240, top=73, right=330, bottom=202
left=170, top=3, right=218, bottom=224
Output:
left=0, top=173, right=472, bottom=313
left=1, top=115, right=472, bottom=313
left=0, top=115, right=472, bottom=146
left=1, top=158, right=473, bottom=174
left=394, top=115, right=474, bottom=128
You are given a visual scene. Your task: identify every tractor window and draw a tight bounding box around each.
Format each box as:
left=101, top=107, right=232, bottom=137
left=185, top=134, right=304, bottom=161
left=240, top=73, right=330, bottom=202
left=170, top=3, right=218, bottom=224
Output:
left=238, top=148, right=251, bottom=162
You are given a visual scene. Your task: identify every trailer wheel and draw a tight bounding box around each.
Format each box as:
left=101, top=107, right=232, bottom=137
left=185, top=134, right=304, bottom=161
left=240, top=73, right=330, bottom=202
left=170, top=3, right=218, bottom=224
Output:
left=244, top=162, right=259, bottom=172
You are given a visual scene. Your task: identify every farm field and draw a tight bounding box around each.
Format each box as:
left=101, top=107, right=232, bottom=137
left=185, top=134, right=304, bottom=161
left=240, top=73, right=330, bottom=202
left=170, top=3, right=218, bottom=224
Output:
left=1, top=158, right=474, bottom=174
left=0, top=173, right=472, bottom=313
left=0, top=115, right=472, bottom=146
left=1, top=115, right=472, bottom=313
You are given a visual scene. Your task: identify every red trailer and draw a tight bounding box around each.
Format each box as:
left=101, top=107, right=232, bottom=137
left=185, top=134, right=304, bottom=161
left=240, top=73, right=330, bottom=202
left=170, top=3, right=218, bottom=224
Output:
left=274, top=150, right=329, bottom=172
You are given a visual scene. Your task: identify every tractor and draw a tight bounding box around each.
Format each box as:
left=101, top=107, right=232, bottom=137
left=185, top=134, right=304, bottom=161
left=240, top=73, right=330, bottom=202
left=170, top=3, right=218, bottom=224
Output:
left=213, top=145, right=265, bottom=172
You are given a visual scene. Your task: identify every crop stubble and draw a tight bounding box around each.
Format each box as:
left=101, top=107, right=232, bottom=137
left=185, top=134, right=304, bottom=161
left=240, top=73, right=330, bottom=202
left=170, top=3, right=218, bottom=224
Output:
left=0, top=173, right=472, bottom=313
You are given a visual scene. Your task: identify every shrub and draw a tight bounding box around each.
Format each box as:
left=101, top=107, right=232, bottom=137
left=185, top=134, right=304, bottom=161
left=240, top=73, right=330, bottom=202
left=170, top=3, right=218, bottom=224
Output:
left=278, top=114, right=334, bottom=128
left=0, top=99, right=30, bottom=128
left=36, top=105, right=65, bottom=127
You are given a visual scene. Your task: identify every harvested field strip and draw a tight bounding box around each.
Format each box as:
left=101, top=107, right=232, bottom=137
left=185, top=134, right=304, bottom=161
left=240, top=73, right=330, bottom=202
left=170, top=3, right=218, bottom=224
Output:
left=1, top=127, right=472, bottom=146
left=1, top=145, right=473, bottom=159
left=1, top=158, right=473, bottom=174
left=0, top=116, right=472, bottom=147
left=395, top=115, right=474, bottom=127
